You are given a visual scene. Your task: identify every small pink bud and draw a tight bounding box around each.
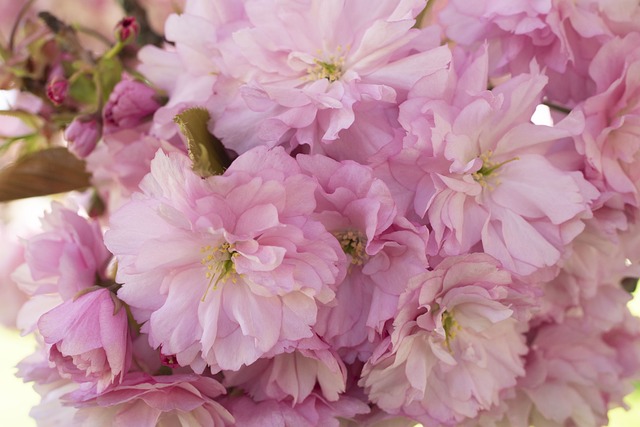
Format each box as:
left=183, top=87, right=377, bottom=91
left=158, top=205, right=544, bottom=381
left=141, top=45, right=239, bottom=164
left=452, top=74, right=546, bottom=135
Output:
left=64, top=116, right=102, bottom=158
left=46, top=77, right=68, bottom=105
left=115, top=16, right=139, bottom=44
left=103, top=75, right=160, bottom=132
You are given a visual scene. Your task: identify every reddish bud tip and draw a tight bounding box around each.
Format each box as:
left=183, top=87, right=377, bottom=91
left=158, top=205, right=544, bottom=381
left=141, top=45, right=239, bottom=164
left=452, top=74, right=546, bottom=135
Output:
left=115, top=16, right=139, bottom=44
left=46, top=77, right=69, bottom=105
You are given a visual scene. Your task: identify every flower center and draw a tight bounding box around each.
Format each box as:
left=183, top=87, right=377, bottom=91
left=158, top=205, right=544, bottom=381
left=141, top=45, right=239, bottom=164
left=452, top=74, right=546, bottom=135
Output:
left=471, top=150, right=519, bottom=188
left=441, top=310, right=460, bottom=352
left=307, top=46, right=347, bottom=82
left=334, top=230, right=368, bottom=266
left=200, top=242, right=238, bottom=300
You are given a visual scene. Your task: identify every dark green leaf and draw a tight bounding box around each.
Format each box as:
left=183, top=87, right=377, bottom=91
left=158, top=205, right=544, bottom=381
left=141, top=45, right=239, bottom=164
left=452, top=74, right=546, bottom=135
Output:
left=0, top=147, right=92, bottom=201
left=174, top=107, right=230, bottom=177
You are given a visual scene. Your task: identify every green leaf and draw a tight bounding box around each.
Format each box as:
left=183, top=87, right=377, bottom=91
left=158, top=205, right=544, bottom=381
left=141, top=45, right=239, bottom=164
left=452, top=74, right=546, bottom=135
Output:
left=68, top=73, right=97, bottom=105
left=96, top=56, right=123, bottom=103
left=0, top=147, right=92, bottom=201
left=174, top=107, right=231, bottom=177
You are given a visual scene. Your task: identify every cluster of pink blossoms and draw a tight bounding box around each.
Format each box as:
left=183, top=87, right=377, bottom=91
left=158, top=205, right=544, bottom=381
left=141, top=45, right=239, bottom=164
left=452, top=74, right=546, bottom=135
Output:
left=4, top=0, right=640, bottom=426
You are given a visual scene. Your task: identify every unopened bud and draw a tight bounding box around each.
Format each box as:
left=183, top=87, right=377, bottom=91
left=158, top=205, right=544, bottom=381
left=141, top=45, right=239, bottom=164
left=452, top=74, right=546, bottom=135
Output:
left=115, top=16, right=139, bottom=44
left=46, top=77, right=69, bottom=105
left=103, top=75, right=160, bottom=132
left=64, top=116, right=102, bottom=158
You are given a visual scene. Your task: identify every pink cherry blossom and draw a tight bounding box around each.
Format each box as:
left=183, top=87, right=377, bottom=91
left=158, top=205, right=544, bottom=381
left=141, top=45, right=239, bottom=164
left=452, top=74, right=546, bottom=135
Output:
left=360, top=254, right=530, bottom=426
left=85, top=126, right=185, bottom=211
left=70, top=373, right=234, bottom=426
left=504, top=315, right=640, bottom=427
left=223, top=337, right=346, bottom=403
left=385, top=53, right=597, bottom=277
left=574, top=33, right=640, bottom=210
left=14, top=202, right=111, bottom=300
left=214, top=0, right=450, bottom=162
left=225, top=392, right=369, bottom=427
left=5, top=1, right=640, bottom=423
left=38, top=288, right=131, bottom=392
left=297, top=154, right=429, bottom=361
left=105, top=147, right=346, bottom=372
left=143, top=0, right=450, bottom=163
left=137, top=0, right=247, bottom=140
left=437, top=0, right=640, bottom=104
left=537, top=222, right=640, bottom=326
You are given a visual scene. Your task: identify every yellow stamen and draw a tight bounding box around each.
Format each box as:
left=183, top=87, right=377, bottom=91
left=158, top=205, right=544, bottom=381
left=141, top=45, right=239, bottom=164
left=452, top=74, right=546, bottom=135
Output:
left=441, top=310, right=460, bottom=353
left=305, top=46, right=348, bottom=82
left=334, top=230, right=368, bottom=266
left=471, top=150, right=520, bottom=189
left=200, top=242, right=239, bottom=301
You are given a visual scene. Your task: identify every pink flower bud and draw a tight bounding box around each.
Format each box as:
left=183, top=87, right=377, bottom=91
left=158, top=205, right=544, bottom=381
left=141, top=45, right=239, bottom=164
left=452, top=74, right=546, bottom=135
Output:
left=103, top=75, right=160, bottom=132
left=115, top=16, right=139, bottom=44
left=46, top=77, right=69, bottom=105
left=64, top=116, right=101, bottom=158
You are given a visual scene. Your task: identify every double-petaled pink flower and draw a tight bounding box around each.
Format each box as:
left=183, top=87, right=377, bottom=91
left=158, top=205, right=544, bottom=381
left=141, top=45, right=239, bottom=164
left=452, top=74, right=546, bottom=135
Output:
left=385, top=50, right=597, bottom=277
left=70, top=373, right=234, bottom=426
left=106, top=147, right=346, bottom=372
left=360, top=254, right=531, bottom=426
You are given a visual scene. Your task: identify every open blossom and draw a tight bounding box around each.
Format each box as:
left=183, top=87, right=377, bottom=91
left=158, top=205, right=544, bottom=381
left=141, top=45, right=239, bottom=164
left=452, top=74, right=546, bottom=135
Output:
left=490, top=314, right=640, bottom=427
left=360, top=254, right=531, bottom=426
left=538, top=222, right=640, bottom=326
left=17, top=348, right=79, bottom=427
left=574, top=33, right=640, bottom=209
left=137, top=0, right=247, bottom=140
left=383, top=52, right=598, bottom=277
left=143, top=0, right=450, bottom=163
left=214, top=0, right=449, bottom=161
left=85, top=126, right=184, bottom=211
left=12, top=202, right=110, bottom=301
left=223, top=337, right=347, bottom=403
left=437, top=0, right=640, bottom=104
left=69, top=373, right=234, bottom=426
left=225, top=392, right=369, bottom=427
left=297, top=154, right=428, bottom=361
left=105, top=147, right=345, bottom=372
left=38, top=288, right=131, bottom=392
